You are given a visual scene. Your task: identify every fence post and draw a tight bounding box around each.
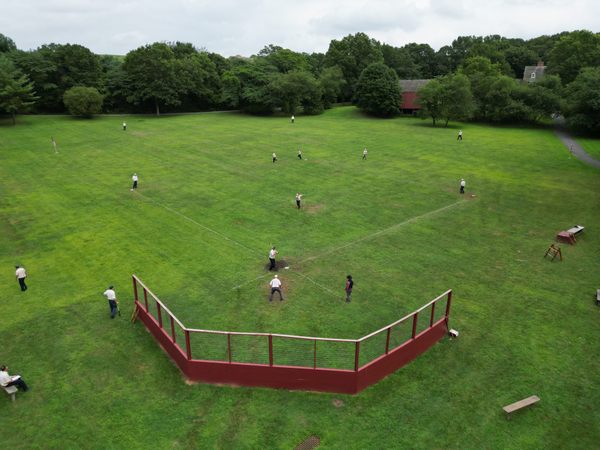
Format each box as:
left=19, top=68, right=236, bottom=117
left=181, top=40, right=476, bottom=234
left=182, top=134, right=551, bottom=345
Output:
left=385, top=327, right=391, bottom=354
left=170, top=316, right=176, bottom=342
left=354, top=341, right=360, bottom=371
left=132, top=276, right=138, bottom=303
left=143, top=288, right=149, bottom=312
left=445, top=290, right=452, bottom=320
left=412, top=312, right=418, bottom=339
left=156, top=300, right=163, bottom=328
left=185, top=330, right=192, bottom=360
left=268, top=335, right=273, bottom=367
left=430, top=302, right=436, bottom=327
left=313, top=339, right=317, bottom=369
left=227, top=334, right=232, bottom=363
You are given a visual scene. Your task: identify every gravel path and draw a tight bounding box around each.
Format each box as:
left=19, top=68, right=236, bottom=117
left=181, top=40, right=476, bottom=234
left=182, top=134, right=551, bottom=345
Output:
left=554, top=128, right=600, bottom=169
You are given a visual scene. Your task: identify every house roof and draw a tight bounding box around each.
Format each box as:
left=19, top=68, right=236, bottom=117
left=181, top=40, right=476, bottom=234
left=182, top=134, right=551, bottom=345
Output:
left=523, top=65, right=546, bottom=82
left=399, top=79, right=431, bottom=92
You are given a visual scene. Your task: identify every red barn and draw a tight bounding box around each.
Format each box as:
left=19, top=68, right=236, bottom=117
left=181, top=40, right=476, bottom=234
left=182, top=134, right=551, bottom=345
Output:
left=399, top=79, right=431, bottom=114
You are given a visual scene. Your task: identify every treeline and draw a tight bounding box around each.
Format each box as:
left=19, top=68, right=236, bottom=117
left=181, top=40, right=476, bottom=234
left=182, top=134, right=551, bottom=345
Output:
left=1, top=31, right=600, bottom=132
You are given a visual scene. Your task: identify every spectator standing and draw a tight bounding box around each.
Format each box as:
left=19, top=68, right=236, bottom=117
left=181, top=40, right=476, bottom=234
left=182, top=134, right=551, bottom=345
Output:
left=269, top=275, right=284, bottom=301
left=15, top=265, right=27, bottom=292
left=103, top=285, right=119, bottom=319
left=345, top=275, right=353, bottom=303
left=0, top=365, right=29, bottom=392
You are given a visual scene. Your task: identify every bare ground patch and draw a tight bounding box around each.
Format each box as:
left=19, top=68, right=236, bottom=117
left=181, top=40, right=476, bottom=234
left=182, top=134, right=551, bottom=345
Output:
left=305, top=204, right=325, bottom=214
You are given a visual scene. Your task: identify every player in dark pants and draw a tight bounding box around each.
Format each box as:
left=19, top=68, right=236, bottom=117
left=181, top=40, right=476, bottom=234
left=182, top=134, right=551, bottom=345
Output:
left=345, top=275, right=353, bottom=302
left=295, top=193, right=302, bottom=209
left=268, top=247, right=278, bottom=271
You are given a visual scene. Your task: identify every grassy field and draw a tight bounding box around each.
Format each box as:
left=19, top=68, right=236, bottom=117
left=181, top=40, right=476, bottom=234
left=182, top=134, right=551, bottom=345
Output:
left=1, top=107, right=599, bottom=449
left=576, top=136, right=600, bottom=161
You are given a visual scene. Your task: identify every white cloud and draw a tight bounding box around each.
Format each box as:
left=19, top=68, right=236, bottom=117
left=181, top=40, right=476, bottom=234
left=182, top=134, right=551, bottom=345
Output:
left=0, top=0, right=598, bottom=55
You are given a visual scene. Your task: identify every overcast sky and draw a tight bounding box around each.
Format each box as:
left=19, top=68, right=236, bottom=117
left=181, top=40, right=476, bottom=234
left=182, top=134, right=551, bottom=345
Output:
left=2, top=0, right=599, bottom=56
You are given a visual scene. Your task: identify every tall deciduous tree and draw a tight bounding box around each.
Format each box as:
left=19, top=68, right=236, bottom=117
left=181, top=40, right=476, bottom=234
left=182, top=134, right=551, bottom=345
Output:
left=355, top=62, right=401, bottom=117
left=548, top=30, right=600, bottom=85
left=418, top=74, right=474, bottom=126
left=0, top=55, right=38, bottom=124
left=319, top=66, right=345, bottom=108
left=325, top=33, right=383, bottom=101
left=564, top=67, right=600, bottom=133
left=0, top=33, right=17, bottom=53
left=123, top=43, right=180, bottom=115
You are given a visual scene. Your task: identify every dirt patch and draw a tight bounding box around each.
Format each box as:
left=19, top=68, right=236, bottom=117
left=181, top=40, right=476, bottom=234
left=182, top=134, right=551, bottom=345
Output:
left=305, top=204, right=324, bottom=214
left=263, top=259, right=290, bottom=271
left=332, top=399, right=344, bottom=408
left=130, top=131, right=151, bottom=137
left=295, top=435, right=320, bottom=450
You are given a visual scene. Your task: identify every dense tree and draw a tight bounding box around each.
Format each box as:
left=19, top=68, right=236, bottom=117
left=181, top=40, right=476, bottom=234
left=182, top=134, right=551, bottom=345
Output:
left=563, top=67, right=600, bottom=133
left=403, top=43, right=437, bottom=78
left=548, top=30, right=600, bottom=84
left=175, top=51, right=221, bottom=110
left=259, top=45, right=308, bottom=73
left=235, top=58, right=278, bottom=114
left=355, top=62, right=401, bottom=117
left=382, top=44, right=418, bottom=79
left=324, top=33, right=383, bottom=100
left=123, top=43, right=180, bottom=115
left=0, top=33, right=17, bottom=53
left=418, top=74, right=474, bottom=126
left=0, top=55, right=38, bottom=124
left=319, top=66, right=345, bottom=108
left=269, top=70, right=323, bottom=114
left=63, top=86, right=104, bottom=117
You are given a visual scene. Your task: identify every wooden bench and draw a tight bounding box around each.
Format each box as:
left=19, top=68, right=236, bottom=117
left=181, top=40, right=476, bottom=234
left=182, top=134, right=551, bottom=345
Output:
left=3, top=385, right=18, bottom=402
left=556, top=231, right=576, bottom=245
left=503, top=395, right=540, bottom=417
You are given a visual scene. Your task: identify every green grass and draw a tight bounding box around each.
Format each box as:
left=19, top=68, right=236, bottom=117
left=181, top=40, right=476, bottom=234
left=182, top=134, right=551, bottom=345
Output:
left=576, top=136, right=600, bottom=160
left=1, top=107, right=600, bottom=449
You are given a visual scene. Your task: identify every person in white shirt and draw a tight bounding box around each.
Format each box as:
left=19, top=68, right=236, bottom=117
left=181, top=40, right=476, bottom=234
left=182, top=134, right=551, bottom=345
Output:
left=295, top=193, right=303, bottom=209
left=362, top=148, right=368, bottom=160
left=0, top=365, right=29, bottom=392
left=291, top=115, right=295, bottom=123
left=269, top=275, right=284, bottom=301
left=103, top=285, right=119, bottom=319
left=272, top=152, right=277, bottom=163
left=297, top=148, right=302, bottom=160
left=460, top=178, right=466, bottom=194
left=268, top=247, right=278, bottom=271
left=457, top=130, right=463, bottom=141
left=123, top=122, right=127, bottom=131
left=131, top=173, right=138, bottom=190
left=15, top=265, right=27, bottom=291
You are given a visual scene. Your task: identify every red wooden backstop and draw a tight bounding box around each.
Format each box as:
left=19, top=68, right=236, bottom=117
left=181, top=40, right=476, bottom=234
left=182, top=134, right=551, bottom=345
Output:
left=132, top=275, right=452, bottom=394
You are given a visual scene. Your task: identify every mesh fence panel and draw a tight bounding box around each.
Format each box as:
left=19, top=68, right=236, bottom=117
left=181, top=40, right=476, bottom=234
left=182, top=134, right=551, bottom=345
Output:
left=173, top=322, right=187, bottom=354
left=272, top=337, right=315, bottom=368
left=146, top=295, right=160, bottom=324
left=414, top=304, right=433, bottom=337
left=315, top=340, right=355, bottom=370
left=230, top=334, right=270, bottom=365
left=358, top=331, right=388, bottom=368
left=388, top=319, right=413, bottom=351
left=189, top=332, right=229, bottom=361
left=433, top=297, right=448, bottom=324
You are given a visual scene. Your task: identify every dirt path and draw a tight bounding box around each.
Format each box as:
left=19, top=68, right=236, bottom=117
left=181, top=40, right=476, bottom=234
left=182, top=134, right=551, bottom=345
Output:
left=554, top=128, right=600, bottom=169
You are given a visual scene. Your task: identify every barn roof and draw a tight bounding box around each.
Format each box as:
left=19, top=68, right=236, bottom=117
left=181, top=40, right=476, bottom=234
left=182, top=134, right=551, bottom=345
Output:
left=399, top=79, right=431, bottom=92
